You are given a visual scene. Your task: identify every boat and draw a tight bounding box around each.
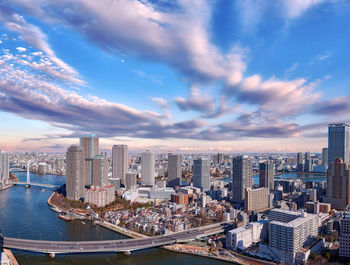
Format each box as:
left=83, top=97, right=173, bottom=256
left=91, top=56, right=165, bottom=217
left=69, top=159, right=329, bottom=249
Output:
left=81, top=221, right=86, bottom=225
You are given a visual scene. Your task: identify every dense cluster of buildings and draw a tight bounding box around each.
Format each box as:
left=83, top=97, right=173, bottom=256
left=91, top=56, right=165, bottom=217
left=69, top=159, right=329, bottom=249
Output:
left=5, top=122, right=350, bottom=264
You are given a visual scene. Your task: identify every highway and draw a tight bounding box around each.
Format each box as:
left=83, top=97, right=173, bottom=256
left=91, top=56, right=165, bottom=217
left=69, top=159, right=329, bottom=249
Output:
left=2, top=223, right=224, bottom=254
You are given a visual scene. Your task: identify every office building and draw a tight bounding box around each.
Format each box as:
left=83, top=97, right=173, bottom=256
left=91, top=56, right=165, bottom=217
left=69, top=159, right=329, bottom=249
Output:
left=125, top=171, right=137, bottom=190
left=141, top=150, right=155, bottom=186
left=66, top=145, right=84, bottom=201
left=245, top=188, right=269, bottom=212
left=259, top=162, right=274, bottom=191
left=339, top=212, right=350, bottom=258
left=328, top=123, right=350, bottom=166
left=80, top=134, right=99, bottom=185
left=167, top=153, right=182, bottom=187
left=268, top=209, right=318, bottom=265
left=0, top=151, right=9, bottom=182
left=112, top=145, right=128, bottom=185
left=232, top=156, right=253, bottom=203
left=296, top=152, right=304, bottom=171
left=304, top=152, right=312, bottom=172
left=322, top=148, right=328, bottom=166
left=324, top=158, right=350, bottom=209
left=91, top=155, right=108, bottom=187
left=192, top=158, right=210, bottom=192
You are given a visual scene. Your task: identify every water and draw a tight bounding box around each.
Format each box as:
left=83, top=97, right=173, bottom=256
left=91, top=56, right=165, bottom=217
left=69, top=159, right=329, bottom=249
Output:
left=0, top=172, right=230, bottom=265
left=222, top=173, right=326, bottom=185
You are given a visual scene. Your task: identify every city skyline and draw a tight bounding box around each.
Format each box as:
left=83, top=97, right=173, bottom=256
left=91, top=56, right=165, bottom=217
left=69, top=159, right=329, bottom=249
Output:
left=1, top=1, right=350, bottom=152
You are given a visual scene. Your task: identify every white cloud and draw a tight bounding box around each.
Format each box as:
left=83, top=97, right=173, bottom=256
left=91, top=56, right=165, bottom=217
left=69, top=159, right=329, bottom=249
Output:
left=16, top=46, right=27, bottom=52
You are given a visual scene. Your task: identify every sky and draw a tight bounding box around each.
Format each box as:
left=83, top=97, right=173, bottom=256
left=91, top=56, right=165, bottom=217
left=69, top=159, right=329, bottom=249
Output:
left=0, top=0, right=350, bottom=153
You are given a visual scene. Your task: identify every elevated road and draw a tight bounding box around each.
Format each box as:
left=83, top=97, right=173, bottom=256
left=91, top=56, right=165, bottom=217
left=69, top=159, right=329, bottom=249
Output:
left=10, top=182, right=60, bottom=189
left=2, top=223, right=225, bottom=254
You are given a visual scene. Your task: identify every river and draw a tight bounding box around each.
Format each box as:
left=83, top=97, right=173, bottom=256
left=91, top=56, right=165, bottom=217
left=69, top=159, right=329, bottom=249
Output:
left=0, top=172, right=230, bottom=265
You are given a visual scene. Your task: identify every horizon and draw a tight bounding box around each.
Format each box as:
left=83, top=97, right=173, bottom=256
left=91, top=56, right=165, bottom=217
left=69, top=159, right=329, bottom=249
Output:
left=1, top=1, right=349, bottom=152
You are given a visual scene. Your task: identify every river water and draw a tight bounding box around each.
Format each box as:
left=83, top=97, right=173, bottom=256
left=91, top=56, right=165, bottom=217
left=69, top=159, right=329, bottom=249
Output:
left=0, top=172, right=230, bottom=265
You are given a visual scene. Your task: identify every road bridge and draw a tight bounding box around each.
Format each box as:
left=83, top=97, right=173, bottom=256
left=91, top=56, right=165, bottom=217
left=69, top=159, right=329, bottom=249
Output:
left=2, top=223, right=225, bottom=255
left=9, top=182, right=60, bottom=189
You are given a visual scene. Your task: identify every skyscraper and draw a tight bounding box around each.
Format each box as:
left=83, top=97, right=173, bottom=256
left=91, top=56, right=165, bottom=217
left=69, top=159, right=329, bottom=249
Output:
left=296, top=152, right=304, bottom=171
left=80, top=134, right=99, bottom=185
left=232, top=156, right=253, bottom=203
left=328, top=123, right=350, bottom=166
left=193, top=158, right=210, bottom=192
left=125, top=171, right=137, bottom=190
left=304, top=152, right=312, bottom=172
left=1, top=151, right=9, bottom=182
left=322, top=148, right=328, bottom=165
left=112, top=145, right=128, bottom=185
left=92, top=155, right=108, bottom=187
left=324, top=158, right=350, bottom=210
left=259, top=162, right=274, bottom=191
left=141, top=150, right=155, bottom=186
left=66, top=145, right=84, bottom=201
left=168, top=153, right=182, bottom=187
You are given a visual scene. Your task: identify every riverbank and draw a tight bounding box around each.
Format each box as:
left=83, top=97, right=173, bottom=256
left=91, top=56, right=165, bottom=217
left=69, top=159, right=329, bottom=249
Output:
left=3, top=249, right=19, bottom=265
left=97, top=221, right=148, bottom=239
left=163, top=244, right=276, bottom=265
left=0, top=184, right=13, bottom=190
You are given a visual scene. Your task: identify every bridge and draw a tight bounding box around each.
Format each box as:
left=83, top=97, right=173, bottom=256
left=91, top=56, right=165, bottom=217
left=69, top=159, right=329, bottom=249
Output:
left=9, top=168, right=26, bottom=172
left=1, top=223, right=225, bottom=255
left=9, top=181, right=60, bottom=189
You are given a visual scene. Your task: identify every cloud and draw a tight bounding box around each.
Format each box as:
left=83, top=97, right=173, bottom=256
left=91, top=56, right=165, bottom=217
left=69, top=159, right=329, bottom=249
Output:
left=311, top=96, right=350, bottom=116
left=282, top=0, right=326, bottom=19
left=133, top=70, right=162, bottom=84
left=3, top=0, right=245, bottom=86
left=0, top=5, right=84, bottom=85
left=225, top=74, right=322, bottom=116
left=175, top=86, right=216, bottom=113
left=150, top=97, right=170, bottom=110
left=16, top=46, right=26, bottom=52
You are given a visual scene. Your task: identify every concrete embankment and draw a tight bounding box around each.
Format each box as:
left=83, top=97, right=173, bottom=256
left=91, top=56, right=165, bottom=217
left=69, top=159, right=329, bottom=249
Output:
left=3, top=249, right=19, bottom=265
left=163, top=244, right=276, bottom=265
left=97, top=221, right=148, bottom=239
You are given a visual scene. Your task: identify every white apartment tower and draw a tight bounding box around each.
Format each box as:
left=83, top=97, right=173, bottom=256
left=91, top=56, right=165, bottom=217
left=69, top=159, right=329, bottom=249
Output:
left=141, top=150, right=155, bottom=186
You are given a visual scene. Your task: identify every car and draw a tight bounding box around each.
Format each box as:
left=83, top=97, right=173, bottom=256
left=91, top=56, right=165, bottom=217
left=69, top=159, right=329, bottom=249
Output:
left=121, top=240, right=126, bottom=244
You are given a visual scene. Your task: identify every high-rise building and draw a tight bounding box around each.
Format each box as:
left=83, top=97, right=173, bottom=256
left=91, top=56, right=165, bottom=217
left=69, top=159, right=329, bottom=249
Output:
left=232, top=156, right=253, bottom=203
left=66, top=145, right=84, bottom=201
left=324, top=158, right=350, bottom=209
left=268, top=209, right=318, bottom=265
left=193, top=158, right=210, bottom=192
left=91, top=155, right=108, bottom=187
left=245, top=188, right=269, bottom=212
left=328, top=123, right=350, bottom=166
left=141, top=150, right=155, bottom=186
left=304, top=152, right=312, bottom=172
left=112, top=145, right=128, bottom=185
left=1, top=151, right=9, bottom=182
left=125, top=171, right=137, bottom=190
left=80, top=134, right=99, bottom=185
left=259, top=162, right=274, bottom=191
left=167, top=153, right=182, bottom=187
left=339, top=212, right=350, bottom=258
left=296, top=152, right=304, bottom=171
left=322, top=148, right=328, bottom=166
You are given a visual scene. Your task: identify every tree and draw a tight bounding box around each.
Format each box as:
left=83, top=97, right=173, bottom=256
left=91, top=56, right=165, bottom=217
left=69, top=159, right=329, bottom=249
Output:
left=309, top=252, right=317, bottom=260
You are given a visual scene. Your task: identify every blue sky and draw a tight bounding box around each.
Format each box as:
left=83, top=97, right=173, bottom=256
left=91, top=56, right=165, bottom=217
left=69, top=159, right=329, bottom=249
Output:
left=0, top=0, right=349, bottom=152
